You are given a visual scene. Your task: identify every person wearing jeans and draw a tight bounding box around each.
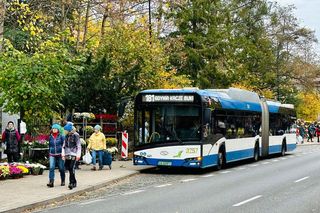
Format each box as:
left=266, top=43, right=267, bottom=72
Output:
left=90, top=149, right=104, bottom=170
left=47, top=124, right=65, bottom=188
left=87, top=125, right=106, bottom=170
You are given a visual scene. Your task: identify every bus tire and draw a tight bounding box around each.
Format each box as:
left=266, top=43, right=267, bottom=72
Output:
left=281, top=142, right=286, bottom=156
left=253, top=143, right=259, bottom=162
left=217, top=148, right=225, bottom=170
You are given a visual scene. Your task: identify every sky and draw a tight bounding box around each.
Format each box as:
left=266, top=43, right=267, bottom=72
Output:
left=273, top=0, right=320, bottom=53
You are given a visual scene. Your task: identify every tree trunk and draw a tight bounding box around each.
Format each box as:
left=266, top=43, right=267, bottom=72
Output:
left=156, top=0, right=163, bottom=37
left=75, top=2, right=82, bottom=51
left=0, top=0, right=5, bottom=51
left=82, top=0, right=90, bottom=47
left=100, top=3, right=109, bottom=43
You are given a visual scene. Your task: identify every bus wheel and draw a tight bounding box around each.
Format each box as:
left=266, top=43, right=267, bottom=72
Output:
left=217, top=150, right=225, bottom=170
left=253, top=144, right=259, bottom=162
left=281, top=143, right=286, bottom=156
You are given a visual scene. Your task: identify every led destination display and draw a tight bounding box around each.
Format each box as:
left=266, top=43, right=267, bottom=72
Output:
left=142, top=94, right=194, bottom=103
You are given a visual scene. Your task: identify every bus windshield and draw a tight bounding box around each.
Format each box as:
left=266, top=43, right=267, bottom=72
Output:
left=135, top=105, right=201, bottom=146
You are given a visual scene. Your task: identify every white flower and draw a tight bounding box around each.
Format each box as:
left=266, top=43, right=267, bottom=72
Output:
left=106, top=147, right=118, bottom=154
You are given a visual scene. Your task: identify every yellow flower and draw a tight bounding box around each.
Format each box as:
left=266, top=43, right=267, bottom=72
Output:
left=16, top=165, right=29, bottom=174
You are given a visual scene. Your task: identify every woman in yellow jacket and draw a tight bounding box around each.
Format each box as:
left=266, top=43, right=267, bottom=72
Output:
left=87, top=125, right=106, bottom=170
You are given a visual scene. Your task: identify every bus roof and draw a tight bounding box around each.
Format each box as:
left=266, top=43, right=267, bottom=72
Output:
left=139, top=88, right=294, bottom=113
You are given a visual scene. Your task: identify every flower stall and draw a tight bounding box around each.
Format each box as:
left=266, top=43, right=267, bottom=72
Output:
left=21, top=134, right=49, bottom=166
left=73, top=112, right=118, bottom=141
left=0, top=162, right=46, bottom=180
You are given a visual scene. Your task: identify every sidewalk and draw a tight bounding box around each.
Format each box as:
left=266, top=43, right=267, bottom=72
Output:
left=297, top=139, right=320, bottom=146
left=0, top=160, right=152, bottom=213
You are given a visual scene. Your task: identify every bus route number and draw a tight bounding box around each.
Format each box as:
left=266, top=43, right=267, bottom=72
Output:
left=186, top=148, right=198, bottom=154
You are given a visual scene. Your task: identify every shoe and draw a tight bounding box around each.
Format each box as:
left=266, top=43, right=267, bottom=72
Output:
left=108, top=165, right=112, bottom=170
left=99, top=166, right=103, bottom=170
left=61, top=181, right=65, bottom=186
left=68, top=183, right=73, bottom=190
left=91, top=166, right=96, bottom=171
left=47, top=180, right=54, bottom=188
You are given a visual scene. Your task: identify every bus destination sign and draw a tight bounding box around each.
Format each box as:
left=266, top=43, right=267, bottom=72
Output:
left=142, top=94, right=194, bottom=103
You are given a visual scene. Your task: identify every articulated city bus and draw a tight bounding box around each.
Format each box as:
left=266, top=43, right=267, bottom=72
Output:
left=133, top=88, right=296, bottom=169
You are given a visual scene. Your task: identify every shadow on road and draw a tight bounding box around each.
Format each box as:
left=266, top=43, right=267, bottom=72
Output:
left=139, top=153, right=295, bottom=175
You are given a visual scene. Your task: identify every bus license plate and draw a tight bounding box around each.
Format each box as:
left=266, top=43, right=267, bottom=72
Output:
left=158, top=161, right=172, bottom=166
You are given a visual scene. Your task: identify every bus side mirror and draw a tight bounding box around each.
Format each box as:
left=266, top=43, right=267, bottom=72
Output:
left=203, top=108, right=211, bottom=124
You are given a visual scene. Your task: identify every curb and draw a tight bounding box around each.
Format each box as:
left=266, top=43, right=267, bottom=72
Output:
left=5, top=171, right=141, bottom=213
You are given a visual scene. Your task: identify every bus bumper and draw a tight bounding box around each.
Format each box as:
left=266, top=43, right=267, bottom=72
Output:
left=133, top=156, right=201, bottom=168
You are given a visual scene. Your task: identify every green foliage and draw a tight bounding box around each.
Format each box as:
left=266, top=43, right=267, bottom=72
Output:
left=0, top=39, right=70, bottom=123
left=63, top=22, right=190, bottom=113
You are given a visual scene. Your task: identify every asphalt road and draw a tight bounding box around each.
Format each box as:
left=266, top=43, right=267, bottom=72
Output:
left=42, top=145, right=320, bottom=213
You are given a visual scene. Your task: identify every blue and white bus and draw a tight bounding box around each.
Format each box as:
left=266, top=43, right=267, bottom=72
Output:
left=133, top=88, right=296, bottom=169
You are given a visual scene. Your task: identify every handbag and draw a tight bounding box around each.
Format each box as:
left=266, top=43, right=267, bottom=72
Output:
left=82, top=151, right=92, bottom=164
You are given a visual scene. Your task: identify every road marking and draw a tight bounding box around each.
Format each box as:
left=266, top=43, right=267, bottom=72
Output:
left=181, top=178, right=196, bottom=182
left=220, top=171, right=232, bottom=174
left=201, top=174, right=215, bottom=178
left=261, top=161, right=270, bottom=165
left=294, top=176, right=310, bottom=183
left=249, top=164, right=258, bottom=167
left=233, top=195, right=262, bottom=207
left=272, top=159, right=279, bottom=162
left=288, top=155, right=294, bottom=158
left=122, top=190, right=144, bottom=195
left=155, top=184, right=172, bottom=188
left=280, top=157, right=287, bottom=160
left=79, top=199, right=105, bottom=206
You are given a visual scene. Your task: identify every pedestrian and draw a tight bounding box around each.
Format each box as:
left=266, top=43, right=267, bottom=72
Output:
left=87, top=125, right=106, bottom=170
left=307, top=123, right=315, bottom=142
left=299, top=124, right=305, bottom=144
left=62, top=122, right=81, bottom=190
left=47, top=124, right=65, bottom=188
left=1, top=121, right=21, bottom=163
left=316, top=123, right=320, bottom=143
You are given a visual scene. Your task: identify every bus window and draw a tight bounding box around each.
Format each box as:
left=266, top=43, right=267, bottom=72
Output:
left=135, top=105, right=201, bottom=146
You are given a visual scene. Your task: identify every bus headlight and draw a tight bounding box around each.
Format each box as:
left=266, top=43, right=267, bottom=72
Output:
left=134, top=155, right=146, bottom=164
left=185, top=157, right=202, bottom=165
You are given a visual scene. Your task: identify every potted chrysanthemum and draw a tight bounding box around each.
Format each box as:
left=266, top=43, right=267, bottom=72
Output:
left=0, top=166, right=10, bottom=180
left=9, top=166, right=23, bottom=179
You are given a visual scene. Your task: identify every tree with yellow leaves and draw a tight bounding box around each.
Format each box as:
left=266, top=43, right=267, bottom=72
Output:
left=296, top=91, right=320, bottom=121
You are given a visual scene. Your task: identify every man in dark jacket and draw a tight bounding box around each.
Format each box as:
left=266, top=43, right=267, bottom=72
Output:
left=1, top=121, right=21, bottom=162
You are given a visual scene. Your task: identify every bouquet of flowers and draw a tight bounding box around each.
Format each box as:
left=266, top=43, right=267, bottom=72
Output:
left=21, top=140, right=33, bottom=149
left=84, top=125, right=94, bottom=135
left=106, top=147, right=118, bottom=154
left=9, top=166, right=22, bottom=176
left=0, top=165, right=10, bottom=178
left=95, top=114, right=117, bottom=122
left=31, top=140, right=49, bottom=148
left=106, top=137, right=117, bottom=147
left=16, top=165, right=29, bottom=174
left=73, top=112, right=96, bottom=121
